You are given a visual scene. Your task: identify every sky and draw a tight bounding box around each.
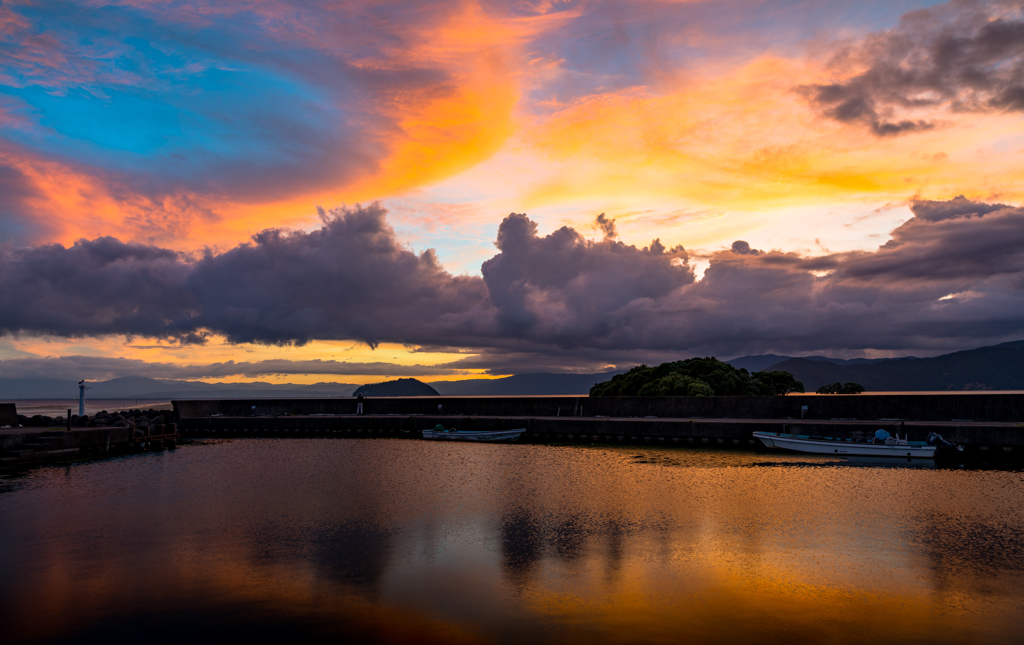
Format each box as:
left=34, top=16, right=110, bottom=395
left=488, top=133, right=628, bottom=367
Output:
left=2, top=0, right=1024, bottom=384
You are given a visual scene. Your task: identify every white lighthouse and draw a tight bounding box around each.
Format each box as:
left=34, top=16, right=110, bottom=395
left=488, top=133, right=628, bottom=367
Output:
left=78, top=380, right=89, bottom=417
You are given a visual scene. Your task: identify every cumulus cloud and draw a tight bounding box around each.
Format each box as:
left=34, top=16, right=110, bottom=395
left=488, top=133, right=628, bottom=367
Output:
left=465, top=195, right=1024, bottom=357
left=3, top=198, right=1024, bottom=368
left=908, top=194, right=1010, bottom=221
left=480, top=213, right=692, bottom=341
left=830, top=199, right=1023, bottom=283
left=672, top=198, right=1024, bottom=352
left=188, top=204, right=487, bottom=347
left=594, top=213, right=617, bottom=239
left=803, top=0, right=1024, bottom=135
left=0, top=233, right=196, bottom=340
left=0, top=203, right=486, bottom=347
left=730, top=240, right=760, bottom=255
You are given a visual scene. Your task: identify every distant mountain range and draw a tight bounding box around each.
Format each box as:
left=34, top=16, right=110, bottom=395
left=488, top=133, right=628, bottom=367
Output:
left=753, top=341, right=1024, bottom=391
left=428, top=372, right=624, bottom=395
left=0, top=371, right=625, bottom=400
left=0, top=376, right=359, bottom=400
left=3, top=341, right=1023, bottom=400
left=725, top=354, right=895, bottom=373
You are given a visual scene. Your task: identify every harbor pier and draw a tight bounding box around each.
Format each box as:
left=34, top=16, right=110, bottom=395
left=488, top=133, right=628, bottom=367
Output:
left=4, top=394, right=1023, bottom=467
left=172, top=394, right=1024, bottom=457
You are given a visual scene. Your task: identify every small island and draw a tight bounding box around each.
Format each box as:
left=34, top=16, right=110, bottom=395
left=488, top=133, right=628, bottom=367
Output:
left=815, top=382, right=866, bottom=394
left=352, top=378, right=439, bottom=397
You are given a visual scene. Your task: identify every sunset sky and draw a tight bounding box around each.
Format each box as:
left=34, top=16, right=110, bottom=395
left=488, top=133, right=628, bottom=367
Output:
left=2, top=0, right=1024, bottom=384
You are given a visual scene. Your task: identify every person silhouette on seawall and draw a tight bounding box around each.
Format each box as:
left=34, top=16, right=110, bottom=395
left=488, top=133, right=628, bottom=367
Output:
left=356, top=394, right=364, bottom=415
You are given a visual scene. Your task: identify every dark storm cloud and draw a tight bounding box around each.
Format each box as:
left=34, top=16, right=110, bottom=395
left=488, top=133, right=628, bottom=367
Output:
left=480, top=213, right=692, bottom=340
left=0, top=234, right=195, bottom=340
left=467, top=196, right=1024, bottom=357
left=803, top=0, right=1024, bottom=135
left=828, top=199, right=1024, bottom=283
left=660, top=199, right=1024, bottom=353
left=3, top=198, right=1024, bottom=364
left=907, top=194, right=1010, bottom=221
left=0, top=203, right=486, bottom=347
left=188, top=204, right=487, bottom=347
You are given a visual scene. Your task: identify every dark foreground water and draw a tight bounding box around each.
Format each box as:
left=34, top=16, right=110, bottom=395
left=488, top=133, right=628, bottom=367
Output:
left=2, top=440, right=1023, bottom=644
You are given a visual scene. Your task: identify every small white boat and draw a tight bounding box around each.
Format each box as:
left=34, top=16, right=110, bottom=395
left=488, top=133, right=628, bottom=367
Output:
left=753, top=431, right=937, bottom=459
left=421, top=425, right=526, bottom=443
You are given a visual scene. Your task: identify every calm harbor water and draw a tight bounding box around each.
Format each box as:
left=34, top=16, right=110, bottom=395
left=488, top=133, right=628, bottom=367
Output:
left=2, top=439, right=1023, bottom=644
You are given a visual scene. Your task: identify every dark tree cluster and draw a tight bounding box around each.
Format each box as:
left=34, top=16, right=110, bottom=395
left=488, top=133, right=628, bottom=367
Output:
left=815, top=382, right=866, bottom=394
left=589, top=358, right=804, bottom=397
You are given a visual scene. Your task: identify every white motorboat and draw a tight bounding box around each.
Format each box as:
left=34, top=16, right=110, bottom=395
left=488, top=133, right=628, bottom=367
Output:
left=753, top=431, right=938, bottom=458
left=421, top=425, right=526, bottom=443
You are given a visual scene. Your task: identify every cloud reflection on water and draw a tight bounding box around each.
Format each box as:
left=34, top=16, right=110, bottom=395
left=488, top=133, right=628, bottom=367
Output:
left=1, top=440, right=1023, bottom=644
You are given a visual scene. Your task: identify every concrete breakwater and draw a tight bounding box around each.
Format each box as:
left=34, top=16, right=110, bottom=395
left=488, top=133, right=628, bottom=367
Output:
left=173, top=393, right=1024, bottom=456
left=173, top=392, right=1024, bottom=423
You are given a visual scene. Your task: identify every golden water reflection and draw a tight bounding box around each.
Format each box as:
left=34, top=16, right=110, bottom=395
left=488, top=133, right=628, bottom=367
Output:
left=1, top=440, right=1022, bottom=644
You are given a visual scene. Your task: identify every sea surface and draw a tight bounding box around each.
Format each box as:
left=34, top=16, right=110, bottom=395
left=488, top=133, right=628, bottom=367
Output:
left=2, top=439, right=1023, bottom=644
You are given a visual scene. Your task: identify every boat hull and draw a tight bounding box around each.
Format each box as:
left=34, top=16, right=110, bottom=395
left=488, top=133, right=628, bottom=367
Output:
left=753, top=431, right=936, bottom=458
left=421, top=429, right=526, bottom=443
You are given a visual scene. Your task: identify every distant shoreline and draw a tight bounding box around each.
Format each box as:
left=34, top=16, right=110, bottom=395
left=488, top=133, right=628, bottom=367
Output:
left=5, top=390, right=1024, bottom=410
left=3, top=399, right=173, bottom=417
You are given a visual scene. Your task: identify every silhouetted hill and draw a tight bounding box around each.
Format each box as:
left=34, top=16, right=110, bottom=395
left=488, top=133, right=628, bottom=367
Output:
left=142, top=386, right=357, bottom=399
left=726, top=354, right=893, bottom=372
left=767, top=341, right=1024, bottom=391
left=89, top=377, right=216, bottom=397
left=726, top=355, right=795, bottom=372
left=429, top=372, right=624, bottom=395
left=353, top=378, right=438, bottom=397
left=7, top=340, right=1022, bottom=400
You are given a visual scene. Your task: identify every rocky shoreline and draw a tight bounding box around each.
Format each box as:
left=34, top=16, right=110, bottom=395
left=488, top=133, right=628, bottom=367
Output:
left=2, top=407, right=180, bottom=467
left=16, top=408, right=172, bottom=430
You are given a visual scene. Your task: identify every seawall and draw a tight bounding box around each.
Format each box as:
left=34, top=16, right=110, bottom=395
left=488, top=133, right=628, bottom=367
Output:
left=172, top=394, right=1024, bottom=454
left=174, top=393, right=1024, bottom=423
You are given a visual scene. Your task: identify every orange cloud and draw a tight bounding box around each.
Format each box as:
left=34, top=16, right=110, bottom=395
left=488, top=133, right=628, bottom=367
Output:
left=0, top=2, right=583, bottom=251
left=520, top=55, right=1024, bottom=211
left=342, top=2, right=578, bottom=202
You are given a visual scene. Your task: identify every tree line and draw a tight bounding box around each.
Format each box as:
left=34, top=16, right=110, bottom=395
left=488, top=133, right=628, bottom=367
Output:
left=590, top=358, right=805, bottom=397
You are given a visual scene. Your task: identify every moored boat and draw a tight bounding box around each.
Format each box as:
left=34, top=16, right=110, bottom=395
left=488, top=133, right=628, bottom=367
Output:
left=421, top=425, right=526, bottom=443
left=753, top=431, right=940, bottom=458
